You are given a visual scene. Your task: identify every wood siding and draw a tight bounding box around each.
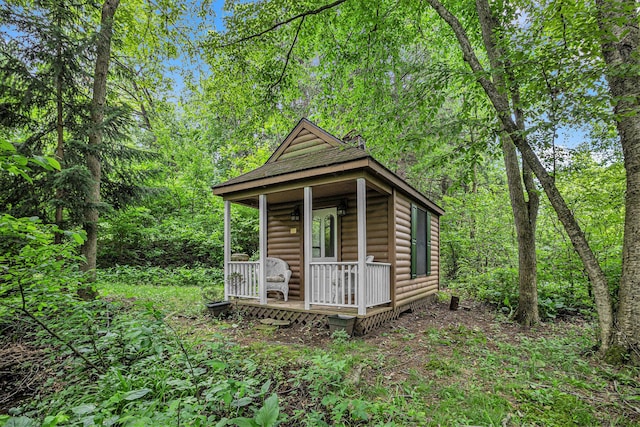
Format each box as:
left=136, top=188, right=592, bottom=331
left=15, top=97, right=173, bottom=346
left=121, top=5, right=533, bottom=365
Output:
left=277, top=129, right=332, bottom=161
left=394, top=192, right=439, bottom=307
left=267, top=202, right=302, bottom=300
left=340, top=190, right=389, bottom=262
left=265, top=189, right=439, bottom=306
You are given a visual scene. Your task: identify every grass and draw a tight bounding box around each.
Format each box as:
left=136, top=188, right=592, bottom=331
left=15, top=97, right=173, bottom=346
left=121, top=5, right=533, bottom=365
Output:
left=97, top=282, right=205, bottom=317
left=101, top=283, right=637, bottom=426
left=4, top=274, right=639, bottom=426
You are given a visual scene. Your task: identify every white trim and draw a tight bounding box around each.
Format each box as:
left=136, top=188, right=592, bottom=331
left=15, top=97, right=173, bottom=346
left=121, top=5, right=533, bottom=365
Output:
left=311, top=207, right=338, bottom=262
left=304, top=186, right=313, bottom=310
left=258, top=194, right=267, bottom=305
left=357, top=178, right=367, bottom=315
left=224, top=200, right=231, bottom=301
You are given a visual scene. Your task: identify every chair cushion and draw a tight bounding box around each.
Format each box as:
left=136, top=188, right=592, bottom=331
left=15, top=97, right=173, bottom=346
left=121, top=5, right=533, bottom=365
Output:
left=266, top=274, right=285, bottom=282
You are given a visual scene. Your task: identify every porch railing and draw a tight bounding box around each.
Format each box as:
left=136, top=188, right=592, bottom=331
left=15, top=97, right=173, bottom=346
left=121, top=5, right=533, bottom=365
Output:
left=309, top=261, right=391, bottom=309
left=226, top=260, right=391, bottom=310
left=227, top=261, right=259, bottom=299
left=365, top=262, right=391, bottom=307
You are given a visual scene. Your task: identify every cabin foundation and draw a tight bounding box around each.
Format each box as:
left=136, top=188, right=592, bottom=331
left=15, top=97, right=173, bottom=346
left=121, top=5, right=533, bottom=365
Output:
left=231, top=295, right=435, bottom=335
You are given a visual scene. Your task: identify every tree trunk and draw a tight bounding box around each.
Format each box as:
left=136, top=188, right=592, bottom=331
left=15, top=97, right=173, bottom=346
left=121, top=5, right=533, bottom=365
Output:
left=502, top=137, right=539, bottom=326
left=81, top=0, right=120, bottom=284
left=426, top=0, right=613, bottom=351
left=54, top=38, right=65, bottom=245
left=476, top=0, right=539, bottom=326
left=596, top=0, right=640, bottom=361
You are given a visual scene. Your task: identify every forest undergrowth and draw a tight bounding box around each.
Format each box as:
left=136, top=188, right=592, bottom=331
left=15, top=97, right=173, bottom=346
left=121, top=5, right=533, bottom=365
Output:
left=1, top=270, right=639, bottom=427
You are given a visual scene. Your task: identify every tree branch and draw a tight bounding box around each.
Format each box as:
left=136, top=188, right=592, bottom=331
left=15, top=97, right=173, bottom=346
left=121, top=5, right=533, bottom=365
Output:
left=425, top=0, right=613, bottom=350
left=268, top=15, right=305, bottom=94
left=218, top=0, right=347, bottom=48
left=15, top=282, right=103, bottom=374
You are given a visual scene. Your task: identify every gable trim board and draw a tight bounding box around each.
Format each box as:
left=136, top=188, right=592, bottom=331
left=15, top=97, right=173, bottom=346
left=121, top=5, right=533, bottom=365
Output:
left=266, top=118, right=344, bottom=163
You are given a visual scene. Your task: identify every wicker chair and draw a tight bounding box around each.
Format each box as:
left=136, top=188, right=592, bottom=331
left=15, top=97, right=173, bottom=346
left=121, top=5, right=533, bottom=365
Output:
left=265, top=257, right=291, bottom=301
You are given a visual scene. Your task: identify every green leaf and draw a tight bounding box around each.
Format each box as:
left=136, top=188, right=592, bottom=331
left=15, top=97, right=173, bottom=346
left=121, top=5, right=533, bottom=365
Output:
left=67, top=231, right=86, bottom=244
left=46, top=156, right=61, bottom=170
left=0, top=139, right=16, bottom=153
left=254, top=393, right=279, bottom=427
left=260, top=379, right=272, bottom=395
left=228, top=417, right=256, bottom=427
left=11, top=155, right=28, bottom=166
left=231, top=396, right=253, bottom=408
left=71, top=404, right=96, bottom=415
left=4, top=416, right=37, bottom=427
left=214, top=418, right=231, bottom=427
left=30, top=156, right=49, bottom=169
left=122, top=388, right=152, bottom=401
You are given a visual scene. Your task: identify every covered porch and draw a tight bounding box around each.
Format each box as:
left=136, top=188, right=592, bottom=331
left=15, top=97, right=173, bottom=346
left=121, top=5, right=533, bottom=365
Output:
left=222, top=177, right=393, bottom=315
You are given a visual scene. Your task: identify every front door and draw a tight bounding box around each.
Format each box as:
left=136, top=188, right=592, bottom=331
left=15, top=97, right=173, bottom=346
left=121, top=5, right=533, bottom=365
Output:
left=312, top=207, right=337, bottom=262
left=311, top=208, right=337, bottom=303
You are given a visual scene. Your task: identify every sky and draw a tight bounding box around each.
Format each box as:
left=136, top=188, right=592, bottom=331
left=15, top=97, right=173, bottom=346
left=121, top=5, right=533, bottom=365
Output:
left=163, top=0, right=228, bottom=100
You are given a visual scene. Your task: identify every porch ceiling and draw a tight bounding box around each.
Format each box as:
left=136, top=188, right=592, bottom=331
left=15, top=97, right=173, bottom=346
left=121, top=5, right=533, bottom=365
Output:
left=230, top=181, right=360, bottom=208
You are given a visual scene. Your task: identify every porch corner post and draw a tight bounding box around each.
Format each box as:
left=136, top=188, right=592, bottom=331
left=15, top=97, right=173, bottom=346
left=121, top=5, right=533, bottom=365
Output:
left=304, top=186, right=313, bottom=310
left=357, top=178, right=367, bottom=315
left=259, top=194, right=267, bottom=305
left=224, top=200, right=231, bottom=301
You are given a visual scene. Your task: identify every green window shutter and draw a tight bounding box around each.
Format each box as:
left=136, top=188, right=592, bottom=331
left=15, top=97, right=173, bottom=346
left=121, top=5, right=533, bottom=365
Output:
left=426, top=211, right=431, bottom=276
left=411, top=204, right=417, bottom=279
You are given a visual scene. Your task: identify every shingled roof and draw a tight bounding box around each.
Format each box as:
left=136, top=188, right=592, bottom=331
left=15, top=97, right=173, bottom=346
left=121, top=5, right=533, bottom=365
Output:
left=217, top=145, right=369, bottom=188
left=213, top=118, right=444, bottom=215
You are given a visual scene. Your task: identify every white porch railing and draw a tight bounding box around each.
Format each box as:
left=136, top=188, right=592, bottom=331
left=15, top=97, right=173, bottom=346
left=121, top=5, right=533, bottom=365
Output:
left=365, top=262, right=391, bottom=307
left=227, top=261, right=259, bottom=299
left=309, top=261, right=391, bottom=309
left=225, top=260, right=391, bottom=310
left=310, top=262, right=357, bottom=306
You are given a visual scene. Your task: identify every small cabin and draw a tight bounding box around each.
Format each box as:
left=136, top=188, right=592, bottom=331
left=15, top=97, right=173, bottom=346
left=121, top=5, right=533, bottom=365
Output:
left=213, top=118, right=444, bottom=334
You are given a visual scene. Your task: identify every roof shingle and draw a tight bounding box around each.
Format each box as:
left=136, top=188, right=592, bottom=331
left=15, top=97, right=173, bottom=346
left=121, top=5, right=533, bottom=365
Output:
left=214, top=146, right=369, bottom=188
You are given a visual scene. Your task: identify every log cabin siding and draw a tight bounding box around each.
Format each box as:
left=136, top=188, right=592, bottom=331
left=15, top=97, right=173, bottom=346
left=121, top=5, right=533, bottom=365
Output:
left=267, top=202, right=302, bottom=300
left=394, top=193, right=439, bottom=307
left=340, top=190, right=389, bottom=262
left=277, top=129, right=331, bottom=161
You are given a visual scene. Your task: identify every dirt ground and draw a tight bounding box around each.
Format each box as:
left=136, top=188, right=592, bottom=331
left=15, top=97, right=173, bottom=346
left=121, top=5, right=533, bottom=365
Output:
left=219, top=296, right=586, bottom=350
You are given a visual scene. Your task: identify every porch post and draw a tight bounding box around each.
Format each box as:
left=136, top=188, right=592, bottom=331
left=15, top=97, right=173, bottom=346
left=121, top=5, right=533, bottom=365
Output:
left=258, top=194, right=267, bottom=305
left=304, top=186, right=312, bottom=310
left=223, top=200, right=231, bottom=301
left=357, top=178, right=367, bottom=315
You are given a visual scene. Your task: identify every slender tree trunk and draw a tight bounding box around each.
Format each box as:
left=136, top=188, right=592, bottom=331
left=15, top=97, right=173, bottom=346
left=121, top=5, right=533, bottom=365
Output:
left=54, top=38, right=65, bottom=244
left=596, top=0, right=640, bottom=361
left=476, top=0, right=539, bottom=325
left=81, top=0, right=120, bottom=284
left=502, top=137, right=539, bottom=326
left=426, top=0, right=613, bottom=350
left=132, top=79, right=153, bottom=132
left=468, top=124, right=478, bottom=241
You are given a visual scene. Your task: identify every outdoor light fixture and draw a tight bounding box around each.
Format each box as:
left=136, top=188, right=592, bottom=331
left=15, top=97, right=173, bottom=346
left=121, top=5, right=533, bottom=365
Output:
left=337, top=200, right=347, bottom=217
left=290, top=206, right=300, bottom=221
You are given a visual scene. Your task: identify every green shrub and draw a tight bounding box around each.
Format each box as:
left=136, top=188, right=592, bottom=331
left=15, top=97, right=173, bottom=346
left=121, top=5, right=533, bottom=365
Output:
left=97, top=206, right=259, bottom=269
left=450, top=267, right=594, bottom=320
left=97, top=265, right=224, bottom=288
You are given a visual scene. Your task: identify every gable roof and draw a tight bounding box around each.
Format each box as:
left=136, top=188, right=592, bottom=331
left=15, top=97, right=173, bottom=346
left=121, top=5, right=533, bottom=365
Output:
left=213, top=118, right=444, bottom=215
left=217, top=145, right=369, bottom=187
left=266, top=118, right=344, bottom=163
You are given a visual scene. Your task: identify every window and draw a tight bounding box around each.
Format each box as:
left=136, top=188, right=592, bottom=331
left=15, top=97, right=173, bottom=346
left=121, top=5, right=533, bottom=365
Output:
left=411, top=204, right=431, bottom=278
left=312, top=208, right=337, bottom=261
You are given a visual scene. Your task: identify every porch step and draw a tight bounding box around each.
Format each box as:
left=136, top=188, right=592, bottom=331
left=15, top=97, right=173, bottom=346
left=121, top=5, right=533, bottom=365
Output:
left=259, top=318, right=291, bottom=327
